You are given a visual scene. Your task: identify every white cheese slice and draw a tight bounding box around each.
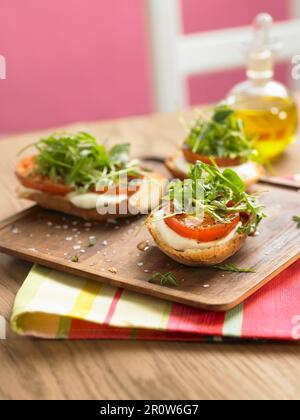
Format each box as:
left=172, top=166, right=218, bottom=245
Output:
left=67, top=192, right=128, bottom=211
left=173, top=154, right=258, bottom=183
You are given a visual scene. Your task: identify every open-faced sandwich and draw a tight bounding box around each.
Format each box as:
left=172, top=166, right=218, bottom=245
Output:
left=16, top=131, right=166, bottom=221
left=146, top=161, right=265, bottom=266
left=166, top=104, right=265, bottom=187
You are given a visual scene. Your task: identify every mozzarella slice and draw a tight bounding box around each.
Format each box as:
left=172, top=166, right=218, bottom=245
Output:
left=67, top=192, right=128, bottom=211
left=173, top=154, right=259, bottom=183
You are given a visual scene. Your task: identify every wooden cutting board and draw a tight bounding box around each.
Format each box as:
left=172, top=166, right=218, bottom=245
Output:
left=0, top=185, right=299, bottom=311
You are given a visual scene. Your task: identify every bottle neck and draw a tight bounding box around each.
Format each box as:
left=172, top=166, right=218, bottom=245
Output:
left=246, top=48, right=274, bottom=82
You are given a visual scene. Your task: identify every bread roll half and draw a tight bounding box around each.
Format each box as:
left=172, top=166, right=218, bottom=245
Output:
left=146, top=212, right=247, bottom=267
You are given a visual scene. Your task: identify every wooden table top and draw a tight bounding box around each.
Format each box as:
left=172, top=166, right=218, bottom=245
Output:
left=0, top=100, right=300, bottom=400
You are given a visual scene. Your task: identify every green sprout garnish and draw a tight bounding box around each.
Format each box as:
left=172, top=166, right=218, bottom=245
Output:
left=185, top=104, right=261, bottom=163
left=293, top=216, right=300, bottom=229
left=213, top=263, right=256, bottom=273
left=164, top=161, right=265, bottom=236
left=148, top=272, right=179, bottom=287
left=19, top=131, right=145, bottom=192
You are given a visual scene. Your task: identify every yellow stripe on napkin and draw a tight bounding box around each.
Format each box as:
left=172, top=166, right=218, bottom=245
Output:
left=11, top=265, right=174, bottom=338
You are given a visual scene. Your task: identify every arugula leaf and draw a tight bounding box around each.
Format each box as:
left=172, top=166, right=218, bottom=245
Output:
left=213, top=263, right=256, bottom=273
left=186, top=104, right=261, bottom=163
left=293, top=216, right=300, bottom=228
left=109, top=144, right=130, bottom=165
left=213, top=107, right=234, bottom=123
left=222, top=169, right=245, bottom=193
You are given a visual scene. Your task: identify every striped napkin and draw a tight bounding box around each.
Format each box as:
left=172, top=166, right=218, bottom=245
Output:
left=10, top=174, right=300, bottom=342
left=11, top=260, right=300, bottom=341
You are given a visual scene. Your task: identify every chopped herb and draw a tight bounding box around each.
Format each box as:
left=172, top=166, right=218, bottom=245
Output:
left=71, top=255, right=79, bottom=263
left=19, top=131, right=146, bottom=192
left=149, top=272, right=179, bottom=287
left=164, top=161, right=265, bottom=236
left=213, top=263, right=256, bottom=273
left=293, top=216, right=300, bottom=228
left=185, top=104, right=261, bottom=163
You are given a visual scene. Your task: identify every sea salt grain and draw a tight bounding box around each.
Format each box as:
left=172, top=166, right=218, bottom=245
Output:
left=73, top=245, right=81, bottom=250
left=107, top=219, right=118, bottom=225
left=66, top=237, right=73, bottom=241
left=12, top=227, right=20, bottom=234
left=102, top=240, right=108, bottom=246
left=28, top=248, right=37, bottom=253
left=137, top=262, right=144, bottom=267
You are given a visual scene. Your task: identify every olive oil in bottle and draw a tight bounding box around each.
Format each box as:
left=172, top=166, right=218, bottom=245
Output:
left=227, top=14, right=298, bottom=161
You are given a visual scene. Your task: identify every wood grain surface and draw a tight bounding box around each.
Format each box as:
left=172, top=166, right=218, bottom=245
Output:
left=0, top=184, right=299, bottom=312
left=1, top=98, right=300, bottom=400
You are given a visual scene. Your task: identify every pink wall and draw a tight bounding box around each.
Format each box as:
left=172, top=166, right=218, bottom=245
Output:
left=0, top=0, right=292, bottom=134
left=0, top=0, right=151, bottom=134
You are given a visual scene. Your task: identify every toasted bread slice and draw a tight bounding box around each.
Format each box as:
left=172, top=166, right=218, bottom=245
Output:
left=165, top=151, right=265, bottom=187
left=18, top=175, right=167, bottom=221
left=146, top=212, right=247, bottom=267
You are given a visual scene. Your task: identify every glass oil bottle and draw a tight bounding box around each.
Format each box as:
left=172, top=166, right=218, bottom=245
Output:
left=227, top=14, right=298, bottom=161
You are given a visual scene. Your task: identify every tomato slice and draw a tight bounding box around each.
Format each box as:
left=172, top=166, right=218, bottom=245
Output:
left=182, top=144, right=242, bottom=167
left=165, top=211, right=241, bottom=242
left=16, top=156, right=73, bottom=196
